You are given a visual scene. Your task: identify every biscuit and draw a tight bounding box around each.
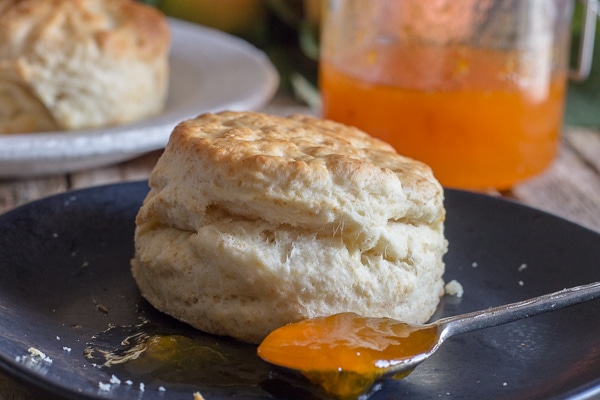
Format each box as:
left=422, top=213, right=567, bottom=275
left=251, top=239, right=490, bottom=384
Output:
left=131, top=111, right=447, bottom=344
left=0, top=0, right=169, bottom=134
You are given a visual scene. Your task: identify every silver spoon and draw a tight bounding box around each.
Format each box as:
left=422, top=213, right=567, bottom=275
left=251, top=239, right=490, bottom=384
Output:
left=389, top=280, right=600, bottom=372
left=258, top=281, right=600, bottom=399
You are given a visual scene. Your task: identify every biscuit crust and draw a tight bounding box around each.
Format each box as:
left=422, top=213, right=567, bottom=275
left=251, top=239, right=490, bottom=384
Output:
left=132, top=112, right=447, bottom=343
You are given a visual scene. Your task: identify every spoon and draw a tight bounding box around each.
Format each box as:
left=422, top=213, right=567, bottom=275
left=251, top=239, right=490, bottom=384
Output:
left=257, top=281, right=600, bottom=399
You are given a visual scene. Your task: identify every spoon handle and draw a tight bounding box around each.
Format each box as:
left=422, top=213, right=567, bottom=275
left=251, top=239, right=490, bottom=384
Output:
left=438, top=281, right=600, bottom=339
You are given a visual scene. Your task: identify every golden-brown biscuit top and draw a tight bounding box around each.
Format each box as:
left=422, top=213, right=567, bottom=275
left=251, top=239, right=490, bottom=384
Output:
left=0, top=0, right=169, bottom=61
left=147, top=112, right=444, bottom=244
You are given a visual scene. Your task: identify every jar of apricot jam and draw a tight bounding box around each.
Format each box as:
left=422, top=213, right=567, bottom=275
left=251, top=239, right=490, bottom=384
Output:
left=320, top=0, right=595, bottom=190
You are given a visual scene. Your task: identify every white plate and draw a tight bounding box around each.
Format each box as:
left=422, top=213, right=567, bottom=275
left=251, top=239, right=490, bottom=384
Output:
left=0, top=18, right=279, bottom=178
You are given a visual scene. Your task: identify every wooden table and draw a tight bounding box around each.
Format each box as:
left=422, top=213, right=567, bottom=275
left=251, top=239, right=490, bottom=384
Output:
left=1, top=96, right=600, bottom=399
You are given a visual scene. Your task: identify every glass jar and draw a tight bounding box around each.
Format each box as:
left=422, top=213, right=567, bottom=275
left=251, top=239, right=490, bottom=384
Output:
left=320, top=0, right=596, bottom=190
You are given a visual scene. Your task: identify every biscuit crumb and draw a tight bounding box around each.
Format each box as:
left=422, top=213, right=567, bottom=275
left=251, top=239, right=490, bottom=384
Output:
left=28, top=347, right=46, bottom=358
left=193, top=392, right=206, bottom=400
left=28, top=347, right=52, bottom=363
left=444, top=280, right=464, bottom=297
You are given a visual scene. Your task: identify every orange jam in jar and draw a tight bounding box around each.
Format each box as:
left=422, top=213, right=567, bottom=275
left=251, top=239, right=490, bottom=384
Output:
left=319, top=1, right=573, bottom=190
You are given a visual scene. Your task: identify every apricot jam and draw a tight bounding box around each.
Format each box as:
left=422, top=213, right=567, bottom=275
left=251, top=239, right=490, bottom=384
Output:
left=320, top=45, right=566, bottom=190
left=257, top=312, right=440, bottom=399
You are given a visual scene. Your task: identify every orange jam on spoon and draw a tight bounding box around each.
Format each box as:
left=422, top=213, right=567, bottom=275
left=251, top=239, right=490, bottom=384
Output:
left=257, top=312, right=440, bottom=399
left=258, top=282, right=600, bottom=398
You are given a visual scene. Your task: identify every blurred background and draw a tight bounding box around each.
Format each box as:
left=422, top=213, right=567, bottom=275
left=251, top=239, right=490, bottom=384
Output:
left=138, top=0, right=600, bottom=130
left=138, top=0, right=322, bottom=111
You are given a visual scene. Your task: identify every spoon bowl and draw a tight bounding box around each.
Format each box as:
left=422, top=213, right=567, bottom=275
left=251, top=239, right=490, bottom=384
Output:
left=257, top=281, right=600, bottom=399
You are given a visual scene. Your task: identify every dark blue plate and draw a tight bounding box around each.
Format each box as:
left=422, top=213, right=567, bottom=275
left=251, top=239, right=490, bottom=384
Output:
left=1, top=181, right=599, bottom=399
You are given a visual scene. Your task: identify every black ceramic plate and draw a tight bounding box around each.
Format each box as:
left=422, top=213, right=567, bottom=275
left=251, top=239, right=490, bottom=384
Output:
left=1, top=181, right=600, bottom=400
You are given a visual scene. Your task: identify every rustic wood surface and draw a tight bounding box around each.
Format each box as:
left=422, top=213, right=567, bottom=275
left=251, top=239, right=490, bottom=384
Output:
left=1, top=96, right=600, bottom=399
